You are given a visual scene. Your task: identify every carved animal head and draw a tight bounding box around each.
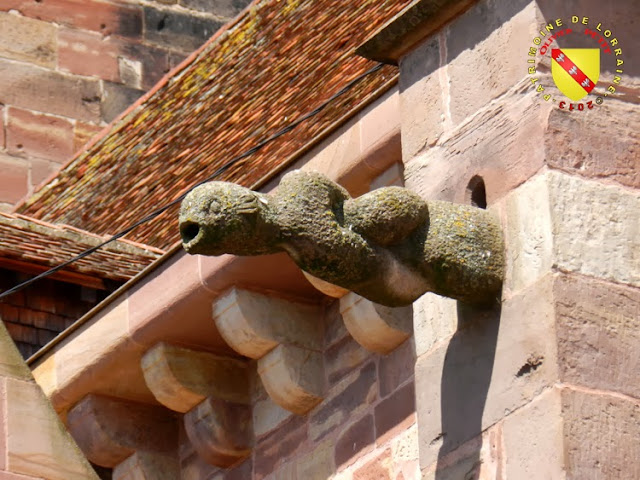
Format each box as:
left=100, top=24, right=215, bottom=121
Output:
left=179, top=182, right=274, bottom=256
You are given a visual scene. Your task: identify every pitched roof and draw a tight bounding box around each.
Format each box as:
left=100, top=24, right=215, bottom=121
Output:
left=0, top=212, right=163, bottom=283
left=16, top=0, right=406, bottom=250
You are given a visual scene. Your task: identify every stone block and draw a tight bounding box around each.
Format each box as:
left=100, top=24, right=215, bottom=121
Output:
left=0, top=13, right=56, bottom=67
left=334, top=415, right=375, bottom=468
left=4, top=378, right=99, bottom=479
left=6, top=108, right=75, bottom=163
left=353, top=448, right=392, bottom=480
left=0, top=105, right=4, bottom=149
left=213, top=288, right=322, bottom=359
left=562, top=387, right=640, bottom=479
left=0, top=319, right=33, bottom=380
left=339, top=293, right=413, bottom=354
left=67, top=394, right=177, bottom=468
left=413, top=293, right=458, bottom=358
left=378, top=338, right=415, bottom=399
left=113, top=451, right=179, bottom=480
left=0, top=59, right=101, bottom=122
left=73, top=122, right=103, bottom=153
left=143, top=6, right=224, bottom=52
left=58, top=28, right=120, bottom=82
left=183, top=397, right=252, bottom=468
left=501, top=172, right=553, bottom=297
left=180, top=0, right=251, bottom=18
left=29, top=158, right=61, bottom=191
left=310, top=362, right=377, bottom=442
left=374, top=382, right=416, bottom=445
left=398, top=36, right=443, bottom=160
left=0, top=0, right=143, bottom=38
left=547, top=171, right=640, bottom=287
left=141, top=342, right=249, bottom=413
left=296, top=439, right=335, bottom=480
left=325, top=335, right=373, bottom=385
left=415, top=275, right=558, bottom=469
left=101, top=81, right=145, bottom=123
left=502, top=388, right=564, bottom=479
left=446, top=0, right=543, bottom=125
left=0, top=154, right=29, bottom=204
left=555, top=274, right=640, bottom=399
left=404, top=86, right=551, bottom=208
left=389, top=423, right=419, bottom=480
left=545, top=99, right=640, bottom=189
left=257, top=344, right=324, bottom=415
left=252, top=396, right=292, bottom=438
left=253, top=415, right=307, bottom=480
left=119, top=42, right=170, bottom=90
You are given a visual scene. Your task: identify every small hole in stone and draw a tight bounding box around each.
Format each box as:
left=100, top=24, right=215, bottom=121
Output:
left=180, top=222, right=200, bottom=243
left=466, top=175, right=487, bottom=209
left=100, top=23, right=106, bottom=29
left=157, top=16, right=167, bottom=31
left=16, top=143, right=23, bottom=149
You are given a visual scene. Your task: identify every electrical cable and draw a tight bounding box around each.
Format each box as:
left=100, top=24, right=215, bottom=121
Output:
left=0, top=62, right=385, bottom=300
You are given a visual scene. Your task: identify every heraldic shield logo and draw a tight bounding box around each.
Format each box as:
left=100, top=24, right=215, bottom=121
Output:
left=551, top=48, right=600, bottom=101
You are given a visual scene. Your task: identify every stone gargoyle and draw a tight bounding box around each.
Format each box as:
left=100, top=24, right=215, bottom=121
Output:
left=179, top=171, right=504, bottom=307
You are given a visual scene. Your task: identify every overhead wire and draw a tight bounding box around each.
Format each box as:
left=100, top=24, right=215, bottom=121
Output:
left=0, top=62, right=385, bottom=301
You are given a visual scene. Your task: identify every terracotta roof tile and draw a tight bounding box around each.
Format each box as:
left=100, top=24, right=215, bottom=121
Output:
left=17, top=0, right=407, bottom=250
left=0, top=212, right=163, bottom=282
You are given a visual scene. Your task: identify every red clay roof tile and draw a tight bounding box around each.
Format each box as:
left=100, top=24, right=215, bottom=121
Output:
left=17, top=0, right=407, bottom=250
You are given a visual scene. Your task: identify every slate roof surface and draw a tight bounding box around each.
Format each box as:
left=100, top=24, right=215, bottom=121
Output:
left=0, top=212, right=163, bottom=282
left=16, top=0, right=406, bottom=250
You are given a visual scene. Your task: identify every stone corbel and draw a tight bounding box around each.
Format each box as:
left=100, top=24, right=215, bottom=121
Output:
left=141, top=342, right=250, bottom=413
left=66, top=394, right=178, bottom=469
left=113, top=451, right=179, bottom=480
left=340, top=292, right=413, bottom=354
left=213, top=288, right=325, bottom=414
left=183, top=396, right=253, bottom=468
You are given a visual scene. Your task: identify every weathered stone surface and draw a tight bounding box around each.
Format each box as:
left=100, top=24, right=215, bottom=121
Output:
left=180, top=0, right=251, bottom=18
left=413, top=293, right=458, bottom=358
left=325, top=334, right=372, bottom=385
left=545, top=99, right=640, bottom=189
left=183, top=396, right=252, bottom=468
left=501, top=172, right=553, bottom=297
left=101, top=81, right=145, bottom=123
left=416, top=275, right=558, bottom=469
left=398, top=37, right=443, bottom=160
left=66, top=394, right=177, bottom=468
left=0, top=319, right=32, bottom=380
left=143, top=6, right=224, bottom=51
left=547, top=171, right=640, bottom=287
left=404, top=87, right=551, bottom=207
left=296, top=439, right=335, bottom=480
left=378, top=337, right=414, bottom=398
left=3, top=378, right=99, bottom=479
left=252, top=396, right=292, bottom=438
left=340, top=293, right=412, bottom=354
left=446, top=0, right=543, bottom=125
left=213, top=288, right=322, bottom=359
left=0, top=58, right=101, bottom=123
left=6, top=107, right=75, bottom=163
left=113, top=451, right=179, bottom=480
left=374, top=382, right=415, bottom=445
left=555, top=274, right=640, bottom=399
left=141, top=342, right=249, bottom=413
left=310, top=362, right=377, bottom=442
left=562, top=387, right=640, bottom=479
left=58, top=28, right=120, bottom=82
left=335, top=415, right=375, bottom=468
left=0, top=154, right=29, bottom=205
left=502, top=388, right=564, bottom=479
left=390, top=423, right=420, bottom=480
left=353, top=448, right=392, bottom=480
left=181, top=171, right=504, bottom=306
left=253, top=415, right=307, bottom=479
left=257, top=344, right=324, bottom=415
left=0, top=13, right=56, bottom=67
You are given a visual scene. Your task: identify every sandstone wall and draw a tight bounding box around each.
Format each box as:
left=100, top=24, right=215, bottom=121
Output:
left=0, top=0, right=249, bottom=210
left=390, top=0, right=639, bottom=478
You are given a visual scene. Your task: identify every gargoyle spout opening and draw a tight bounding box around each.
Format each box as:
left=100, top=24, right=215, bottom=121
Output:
left=180, top=221, right=201, bottom=247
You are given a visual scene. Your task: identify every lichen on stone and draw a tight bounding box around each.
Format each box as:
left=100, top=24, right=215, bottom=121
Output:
left=179, top=170, right=504, bottom=306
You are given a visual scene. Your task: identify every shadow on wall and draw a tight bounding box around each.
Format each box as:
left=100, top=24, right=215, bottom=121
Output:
left=435, top=303, right=501, bottom=479
left=399, top=0, right=533, bottom=93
